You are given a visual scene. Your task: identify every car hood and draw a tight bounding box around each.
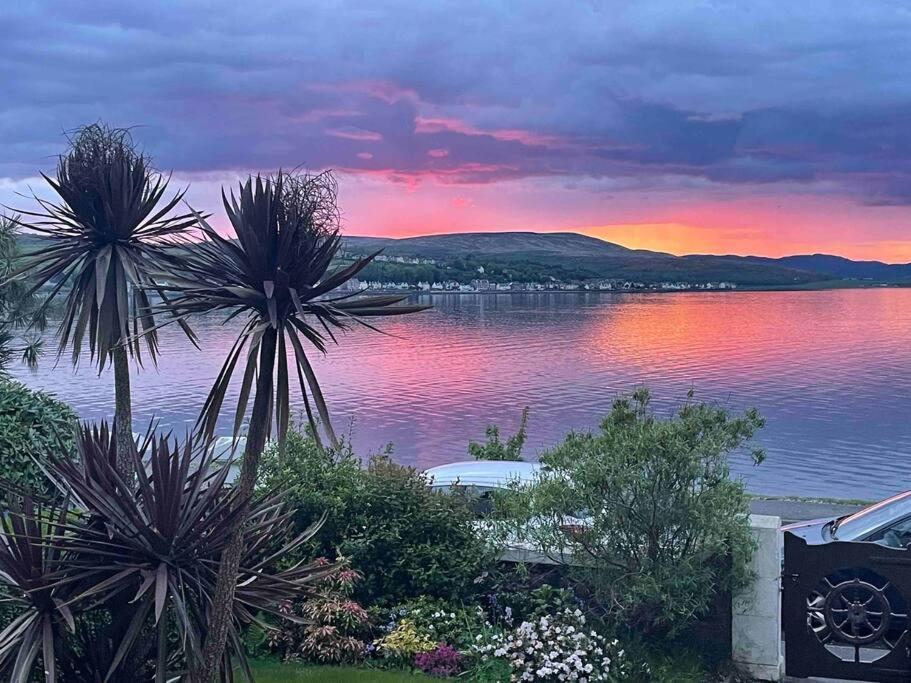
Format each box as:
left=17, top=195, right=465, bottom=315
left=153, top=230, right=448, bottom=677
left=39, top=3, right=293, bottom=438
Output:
left=781, top=517, right=835, bottom=545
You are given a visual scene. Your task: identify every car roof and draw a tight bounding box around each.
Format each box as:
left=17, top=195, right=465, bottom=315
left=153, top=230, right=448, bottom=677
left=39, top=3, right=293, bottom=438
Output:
left=424, top=460, right=540, bottom=488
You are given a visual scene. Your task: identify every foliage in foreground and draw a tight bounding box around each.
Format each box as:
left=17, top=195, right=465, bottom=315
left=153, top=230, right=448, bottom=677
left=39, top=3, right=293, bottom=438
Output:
left=472, top=607, right=636, bottom=682
left=267, top=557, right=371, bottom=665
left=369, top=585, right=645, bottom=681
left=495, top=388, right=764, bottom=638
left=0, top=380, right=76, bottom=496
left=258, top=428, right=495, bottom=606
left=0, top=424, right=331, bottom=682
left=159, top=169, right=429, bottom=679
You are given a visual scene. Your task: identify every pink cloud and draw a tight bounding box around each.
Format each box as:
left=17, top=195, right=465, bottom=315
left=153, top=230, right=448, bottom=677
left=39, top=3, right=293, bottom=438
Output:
left=356, top=151, right=374, bottom=160
left=326, top=126, right=383, bottom=141
left=427, top=148, right=450, bottom=158
left=309, top=79, right=418, bottom=104
left=415, top=116, right=566, bottom=147
left=340, top=162, right=519, bottom=187
left=293, top=107, right=361, bottom=123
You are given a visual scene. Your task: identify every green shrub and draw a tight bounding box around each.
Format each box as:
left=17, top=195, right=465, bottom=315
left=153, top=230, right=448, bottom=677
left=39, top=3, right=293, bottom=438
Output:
left=495, top=388, right=763, bottom=638
left=468, top=407, right=529, bottom=461
left=259, top=429, right=496, bottom=606
left=258, top=427, right=364, bottom=559
left=342, top=456, right=495, bottom=604
left=0, top=380, right=76, bottom=495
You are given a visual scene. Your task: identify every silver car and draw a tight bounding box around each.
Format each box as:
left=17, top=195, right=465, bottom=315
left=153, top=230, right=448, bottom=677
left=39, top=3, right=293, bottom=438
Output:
left=783, top=491, right=911, bottom=548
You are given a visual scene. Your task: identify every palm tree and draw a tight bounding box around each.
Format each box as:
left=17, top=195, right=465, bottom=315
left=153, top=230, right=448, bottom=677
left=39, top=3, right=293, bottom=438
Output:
left=161, top=170, right=429, bottom=681
left=11, top=124, right=197, bottom=478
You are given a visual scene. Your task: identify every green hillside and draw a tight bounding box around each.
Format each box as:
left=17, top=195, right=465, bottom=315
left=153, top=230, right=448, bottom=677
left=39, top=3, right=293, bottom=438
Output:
left=345, top=231, right=668, bottom=259
left=344, top=232, right=832, bottom=287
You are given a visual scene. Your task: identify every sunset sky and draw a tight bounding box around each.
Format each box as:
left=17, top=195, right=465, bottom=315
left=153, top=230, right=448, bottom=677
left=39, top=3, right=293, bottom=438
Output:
left=4, top=2, right=911, bottom=261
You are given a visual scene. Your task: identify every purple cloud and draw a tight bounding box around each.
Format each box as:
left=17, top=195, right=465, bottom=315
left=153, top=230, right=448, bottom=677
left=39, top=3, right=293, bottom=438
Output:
left=2, top=1, right=911, bottom=204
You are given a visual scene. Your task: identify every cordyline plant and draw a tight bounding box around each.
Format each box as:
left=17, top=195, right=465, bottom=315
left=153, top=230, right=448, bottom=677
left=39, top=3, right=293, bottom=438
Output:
left=165, top=171, right=427, bottom=683
left=159, top=169, right=429, bottom=681
left=10, top=123, right=197, bottom=478
left=0, top=497, right=74, bottom=683
left=0, top=423, right=333, bottom=683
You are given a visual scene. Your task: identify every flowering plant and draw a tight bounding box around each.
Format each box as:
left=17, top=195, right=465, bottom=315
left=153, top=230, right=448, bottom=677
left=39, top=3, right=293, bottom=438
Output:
left=414, top=643, right=463, bottom=677
left=267, top=557, right=371, bottom=664
left=473, top=608, right=636, bottom=682
left=381, top=597, right=487, bottom=650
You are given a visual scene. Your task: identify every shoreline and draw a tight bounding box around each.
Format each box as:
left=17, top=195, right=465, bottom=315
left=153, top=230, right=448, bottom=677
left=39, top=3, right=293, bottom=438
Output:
left=362, top=282, right=906, bottom=296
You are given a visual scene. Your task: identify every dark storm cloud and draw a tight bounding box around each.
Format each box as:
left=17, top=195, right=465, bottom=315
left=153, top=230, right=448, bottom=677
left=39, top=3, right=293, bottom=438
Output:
left=3, top=1, right=911, bottom=201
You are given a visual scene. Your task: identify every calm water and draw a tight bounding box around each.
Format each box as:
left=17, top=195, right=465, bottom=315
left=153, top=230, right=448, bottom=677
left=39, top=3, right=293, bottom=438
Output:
left=10, top=289, right=911, bottom=500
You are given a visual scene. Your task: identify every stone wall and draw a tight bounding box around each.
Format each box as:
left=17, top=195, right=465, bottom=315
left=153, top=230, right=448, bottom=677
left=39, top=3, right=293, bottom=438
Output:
left=732, top=514, right=783, bottom=681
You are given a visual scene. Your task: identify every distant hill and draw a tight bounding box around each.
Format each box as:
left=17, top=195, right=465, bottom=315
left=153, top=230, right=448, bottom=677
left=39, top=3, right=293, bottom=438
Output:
left=344, top=231, right=832, bottom=287
left=17, top=229, right=909, bottom=287
left=742, top=254, right=911, bottom=283
left=342, top=231, right=911, bottom=286
left=345, top=231, right=669, bottom=260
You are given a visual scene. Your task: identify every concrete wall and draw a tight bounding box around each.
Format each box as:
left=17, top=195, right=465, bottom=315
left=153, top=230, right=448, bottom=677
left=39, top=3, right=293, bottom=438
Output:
left=732, top=514, right=782, bottom=681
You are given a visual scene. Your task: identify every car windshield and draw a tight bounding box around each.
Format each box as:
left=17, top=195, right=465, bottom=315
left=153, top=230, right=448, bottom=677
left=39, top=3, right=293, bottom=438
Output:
left=833, top=491, right=911, bottom=541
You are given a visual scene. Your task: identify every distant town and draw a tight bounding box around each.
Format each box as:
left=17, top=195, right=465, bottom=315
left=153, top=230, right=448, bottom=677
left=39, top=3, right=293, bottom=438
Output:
left=341, top=252, right=738, bottom=292
left=348, top=279, right=738, bottom=292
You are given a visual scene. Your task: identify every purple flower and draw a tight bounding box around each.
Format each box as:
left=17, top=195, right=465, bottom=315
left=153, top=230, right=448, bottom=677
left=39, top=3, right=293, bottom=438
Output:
left=414, top=643, right=463, bottom=677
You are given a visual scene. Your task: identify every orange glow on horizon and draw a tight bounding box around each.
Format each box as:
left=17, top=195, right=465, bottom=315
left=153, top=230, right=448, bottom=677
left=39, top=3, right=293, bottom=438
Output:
left=579, top=223, right=911, bottom=262
left=165, top=171, right=911, bottom=264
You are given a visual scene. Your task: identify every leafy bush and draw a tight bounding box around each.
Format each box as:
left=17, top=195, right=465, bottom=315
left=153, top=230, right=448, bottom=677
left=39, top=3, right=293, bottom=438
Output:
left=268, top=556, right=371, bottom=665
left=495, top=388, right=763, bottom=638
left=259, top=430, right=496, bottom=606
left=257, top=427, right=364, bottom=559
left=0, top=380, right=76, bottom=495
left=341, top=456, right=496, bottom=604
left=468, top=407, right=529, bottom=461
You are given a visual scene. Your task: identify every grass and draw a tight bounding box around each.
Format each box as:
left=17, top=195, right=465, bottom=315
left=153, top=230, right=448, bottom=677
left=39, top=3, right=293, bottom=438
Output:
left=249, top=660, right=430, bottom=682
left=748, top=492, right=872, bottom=506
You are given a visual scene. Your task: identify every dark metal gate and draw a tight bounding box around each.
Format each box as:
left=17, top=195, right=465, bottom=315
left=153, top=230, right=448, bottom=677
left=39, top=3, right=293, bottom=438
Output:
left=784, top=531, right=911, bottom=681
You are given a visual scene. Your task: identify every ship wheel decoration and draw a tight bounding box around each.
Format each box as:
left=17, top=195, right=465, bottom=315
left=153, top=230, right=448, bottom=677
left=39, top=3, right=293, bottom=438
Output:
left=823, top=579, right=890, bottom=644
left=807, top=571, right=908, bottom=662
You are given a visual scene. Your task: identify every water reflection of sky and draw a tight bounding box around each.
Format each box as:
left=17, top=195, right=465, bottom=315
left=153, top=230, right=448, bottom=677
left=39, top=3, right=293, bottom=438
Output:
left=11, top=289, right=911, bottom=500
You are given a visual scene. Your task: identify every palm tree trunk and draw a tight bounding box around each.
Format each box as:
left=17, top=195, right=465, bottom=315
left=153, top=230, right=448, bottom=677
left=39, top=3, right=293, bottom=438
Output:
left=194, top=330, right=276, bottom=682
left=113, top=345, right=134, bottom=481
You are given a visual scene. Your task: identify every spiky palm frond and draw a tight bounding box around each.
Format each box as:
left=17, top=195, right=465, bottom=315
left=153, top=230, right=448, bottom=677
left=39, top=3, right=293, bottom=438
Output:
left=10, top=124, right=198, bottom=370
left=162, top=170, right=430, bottom=446
left=0, top=497, right=76, bottom=683
left=0, top=424, right=332, bottom=683
left=49, top=426, right=332, bottom=681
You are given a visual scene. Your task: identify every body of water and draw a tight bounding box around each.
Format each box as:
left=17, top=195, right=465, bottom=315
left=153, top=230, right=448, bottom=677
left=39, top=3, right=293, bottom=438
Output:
left=11, top=288, right=911, bottom=500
